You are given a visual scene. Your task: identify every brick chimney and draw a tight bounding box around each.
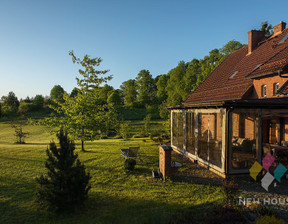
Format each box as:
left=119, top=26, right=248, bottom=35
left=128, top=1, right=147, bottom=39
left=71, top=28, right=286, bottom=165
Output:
left=248, top=30, right=266, bottom=55
left=274, top=21, right=286, bottom=35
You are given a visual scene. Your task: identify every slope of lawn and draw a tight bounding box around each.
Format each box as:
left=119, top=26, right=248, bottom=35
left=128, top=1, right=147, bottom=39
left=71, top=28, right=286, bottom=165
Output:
left=0, top=122, right=223, bottom=224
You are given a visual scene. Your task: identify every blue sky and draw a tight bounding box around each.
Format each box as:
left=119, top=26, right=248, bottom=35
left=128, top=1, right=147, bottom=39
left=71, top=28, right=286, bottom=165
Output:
left=1, top=0, right=288, bottom=99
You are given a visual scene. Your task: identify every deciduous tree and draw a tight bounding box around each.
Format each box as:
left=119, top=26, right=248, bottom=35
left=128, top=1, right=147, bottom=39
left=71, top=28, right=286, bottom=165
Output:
left=156, top=74, right=169, bottom=102
left=1, top=91, right=19, bottom=114
left=40, top=51, right=113, bottom=151
left=50, top=85, right=65, bottom=103
left=260, top=21, right=273, bottom=37
left=33, top=94, right=44, bottom=110
left=70, top=87, right=79, bottom=98
left=135, top=69, right=156, bottom=106
left=99, top=84, right=114, bottom=103
left=120, top=79, right=137, bottom=107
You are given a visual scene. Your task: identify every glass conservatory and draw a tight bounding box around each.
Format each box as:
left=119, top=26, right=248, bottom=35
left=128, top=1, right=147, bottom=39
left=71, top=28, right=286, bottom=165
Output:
left=170, top=99, right=288, bottom=177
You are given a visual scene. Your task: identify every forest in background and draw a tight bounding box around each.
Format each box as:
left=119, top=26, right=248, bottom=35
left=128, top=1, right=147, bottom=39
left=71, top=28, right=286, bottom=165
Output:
left=0, top=40, right=244, bottom=122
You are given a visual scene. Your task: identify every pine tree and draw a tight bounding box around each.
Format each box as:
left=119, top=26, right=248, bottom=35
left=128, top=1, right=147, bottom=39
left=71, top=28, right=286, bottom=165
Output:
left=36, top=128, right=91, bottom=212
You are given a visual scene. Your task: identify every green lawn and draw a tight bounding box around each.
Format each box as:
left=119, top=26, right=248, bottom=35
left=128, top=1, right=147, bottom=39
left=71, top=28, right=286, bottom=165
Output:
left=0, top=122, right=223, bottom=224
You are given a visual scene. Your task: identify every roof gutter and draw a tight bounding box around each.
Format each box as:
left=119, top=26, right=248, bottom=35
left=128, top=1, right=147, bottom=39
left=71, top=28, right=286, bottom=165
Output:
left=245, top=69, right=283, bottom=79
left=181, top=98, right=241, bottom=109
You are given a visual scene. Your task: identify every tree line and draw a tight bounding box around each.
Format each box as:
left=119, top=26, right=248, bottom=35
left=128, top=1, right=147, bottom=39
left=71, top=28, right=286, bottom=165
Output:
left=0, top=40, right=244, bottom=120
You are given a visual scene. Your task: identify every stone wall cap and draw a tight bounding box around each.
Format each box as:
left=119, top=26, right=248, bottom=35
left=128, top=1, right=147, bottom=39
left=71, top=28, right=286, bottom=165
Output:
left=159, top=145, right=173, bottom=151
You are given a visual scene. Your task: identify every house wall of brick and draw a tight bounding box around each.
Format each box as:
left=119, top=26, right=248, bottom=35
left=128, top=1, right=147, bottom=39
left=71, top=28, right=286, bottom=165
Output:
left=284, top=118, right=288, bottom=141
left=245, top=116, right=255, bottom=139
left=232, top=113, right=255, bottom=139
left=159, top=146, right=172, bottom=180
left=253, top=74, right=288, bottom=99
left=199, top=113, right=222, bottom=141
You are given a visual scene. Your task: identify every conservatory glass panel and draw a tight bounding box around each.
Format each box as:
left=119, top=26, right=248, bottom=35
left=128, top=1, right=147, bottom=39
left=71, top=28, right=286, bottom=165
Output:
left=172, top=112, right=178, bottom=147
left=198, top=112, right=223, bottom=167
left=172, top=111, right=184, bottom=149
left=177, top=112, right=184, bottom=149
left=208, top=113, right=223, bottom=168
left=198, top=113, right=209, bottom=161
left=232, top=112, right=257, bottom=170
left=186, top=112, right=196, bottom=155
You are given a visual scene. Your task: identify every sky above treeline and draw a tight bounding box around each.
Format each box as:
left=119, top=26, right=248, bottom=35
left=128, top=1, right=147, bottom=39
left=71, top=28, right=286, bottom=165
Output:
left=1, top=0, right=288, bottom=99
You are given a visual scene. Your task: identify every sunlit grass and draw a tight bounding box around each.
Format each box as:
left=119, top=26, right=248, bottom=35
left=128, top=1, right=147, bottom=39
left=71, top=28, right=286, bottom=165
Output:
left=0, top=122, right=223, bottom=223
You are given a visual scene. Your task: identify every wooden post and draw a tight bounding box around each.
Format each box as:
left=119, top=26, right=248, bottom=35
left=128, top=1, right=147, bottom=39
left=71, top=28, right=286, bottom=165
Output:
left=257, top=114, right=262, bottom=163
left=227, top=110, right=233, bottom=174
left=221, top=109, right=227, bottom=173
left=171, top=111, right=174, bottom=147
left=183, top=110, right=187, bottom=152
left=195, top=112, right=199, bottom=157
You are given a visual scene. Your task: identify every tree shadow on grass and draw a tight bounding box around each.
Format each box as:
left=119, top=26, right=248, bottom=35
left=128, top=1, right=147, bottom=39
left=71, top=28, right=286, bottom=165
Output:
left=0, top=155, right=43, bottom=164
left=85, top=192, right=219, bottom=224
left=0, top=176, right=46, bottom=224
left=79, top=150, right=98, bottom=153
left=0, top=174, right=223, bottom=224
left=24, top=142, right=50, bottom=146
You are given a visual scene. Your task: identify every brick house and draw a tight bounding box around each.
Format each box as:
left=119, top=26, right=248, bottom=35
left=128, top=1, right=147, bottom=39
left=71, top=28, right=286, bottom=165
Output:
left=170, top=21, right=288, bottom=177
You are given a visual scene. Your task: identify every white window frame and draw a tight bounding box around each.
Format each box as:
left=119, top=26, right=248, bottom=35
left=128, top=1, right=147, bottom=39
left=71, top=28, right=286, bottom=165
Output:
left=274, top=83, right=280, bottom=96
left=262, top=85, right=267, bottom=98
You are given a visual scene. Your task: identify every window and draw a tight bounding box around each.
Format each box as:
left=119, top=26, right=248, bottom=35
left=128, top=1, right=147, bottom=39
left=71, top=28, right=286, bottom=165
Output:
left=274, top=83, right=280, bottom=96
left=229, top=71, right=238, bottom=79
left=262, top=85, right=267, bottom=97
left=279, top=34, right=288, bottom=45
left=252, top=64, right=262, bottom=72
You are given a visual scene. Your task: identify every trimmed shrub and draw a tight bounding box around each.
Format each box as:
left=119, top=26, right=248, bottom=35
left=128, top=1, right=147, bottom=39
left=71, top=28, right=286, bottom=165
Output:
left=119, top=121, right=131, bottom=140
left=150, top=130, right=170, bottom=144
left=139, top=114, right=152, bottom=137
left=124, top=158, right=136, bottom=171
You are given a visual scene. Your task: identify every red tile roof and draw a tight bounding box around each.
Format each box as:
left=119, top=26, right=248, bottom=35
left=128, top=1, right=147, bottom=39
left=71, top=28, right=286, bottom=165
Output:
left=184, top=28, right=288, bottom=105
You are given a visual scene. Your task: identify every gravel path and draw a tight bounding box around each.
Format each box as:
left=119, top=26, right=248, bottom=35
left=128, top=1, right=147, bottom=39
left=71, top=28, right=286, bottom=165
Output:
left=172, top=151, right=288, bottom=222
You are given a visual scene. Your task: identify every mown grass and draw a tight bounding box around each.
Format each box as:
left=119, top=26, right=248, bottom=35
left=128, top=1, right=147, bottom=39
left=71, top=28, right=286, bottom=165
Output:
left=129, top=119, right=169, bottom=136
left=0, top=122, right=223, bottom=224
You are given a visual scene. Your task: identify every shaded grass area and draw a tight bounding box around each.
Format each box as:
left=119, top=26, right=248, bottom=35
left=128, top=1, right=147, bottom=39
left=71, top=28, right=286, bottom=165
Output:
left=129, top=119, right=169, bottom=136
left=0, top=122, right=223, bottom=223
left=118, top=107, right=160, bottom=120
